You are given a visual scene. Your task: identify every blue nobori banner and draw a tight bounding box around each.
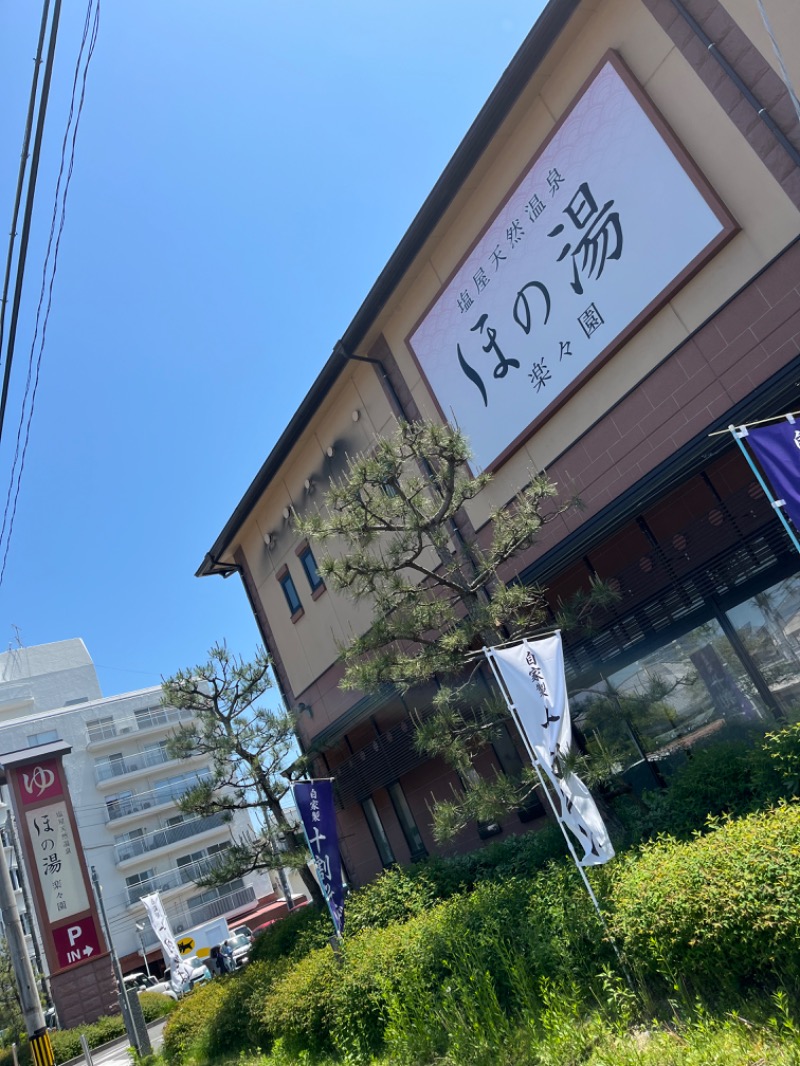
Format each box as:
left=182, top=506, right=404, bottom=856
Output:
left=292, top=779, right=345, bottom=937
left=745, top=421, right=800, bottom=533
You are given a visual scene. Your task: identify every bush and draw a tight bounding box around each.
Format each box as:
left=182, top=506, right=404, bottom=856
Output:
left=162, top=981, right=227, bottom=1065
left=260, top=945, right=340, bottom=1057
left=202, top=960, right=289, bottom=1061
left=137, top=991, right=177, bottom=1022
left=49, top=1013, right=126, bottom=1063
left=609, top=801, right=800, bottom=993
left=249, top=905, right=331, bottom=966
left=343, top=865, right=439, bottom=935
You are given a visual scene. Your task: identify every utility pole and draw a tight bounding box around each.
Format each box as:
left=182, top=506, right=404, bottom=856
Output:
left=90, top=868, right=151, bottom=1057
left=5, top=812, right=53, bottom=1019
left=0, top=811, right=53, bottom=1066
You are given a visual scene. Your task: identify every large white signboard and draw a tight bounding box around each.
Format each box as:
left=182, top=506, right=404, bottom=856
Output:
left=26, top=801, right=90, bottom=923
left=407, top=54, right=735, bottom=472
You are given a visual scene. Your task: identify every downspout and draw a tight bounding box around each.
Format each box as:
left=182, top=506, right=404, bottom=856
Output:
left=668, top=0, right=800, bottom=169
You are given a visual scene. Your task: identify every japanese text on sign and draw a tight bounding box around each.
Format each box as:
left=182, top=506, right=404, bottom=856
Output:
left=407, top=56, right=731, bottom=471
left=25, top=802, right=89, bottom=923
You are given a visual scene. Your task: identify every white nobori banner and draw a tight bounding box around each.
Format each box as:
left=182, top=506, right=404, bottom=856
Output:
left=487, top=634, right=614, bottom=867
left=140, top=891, right=194, bottom=993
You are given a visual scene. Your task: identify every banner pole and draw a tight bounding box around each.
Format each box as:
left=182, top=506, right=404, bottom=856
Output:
left=483, top=651, right=605, bottom=917
left=483, top=646, right=633, bottom=985
left=729, top=424, right=800, bottom=557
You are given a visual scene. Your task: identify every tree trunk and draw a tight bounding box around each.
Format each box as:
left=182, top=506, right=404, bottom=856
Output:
left=296, top=863, right=325, bottom=908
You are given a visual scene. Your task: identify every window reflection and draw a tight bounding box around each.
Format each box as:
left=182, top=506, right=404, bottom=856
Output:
left=574, top=617, right=767, bottom=782
left=726, top=574, right=800, bottom=718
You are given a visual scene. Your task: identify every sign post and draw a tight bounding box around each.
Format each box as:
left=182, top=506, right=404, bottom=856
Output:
left=0, top=743, right=116, bottom=1029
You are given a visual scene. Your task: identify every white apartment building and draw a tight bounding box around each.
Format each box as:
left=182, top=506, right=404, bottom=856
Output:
left=0, top=639, right=274, bottom=974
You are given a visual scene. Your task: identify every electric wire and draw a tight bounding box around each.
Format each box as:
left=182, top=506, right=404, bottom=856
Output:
left=0, top=0, right=61, bottom=439
left=0, top=1, right=100, bottom=591
left=0, top=0, right=52, bottom=364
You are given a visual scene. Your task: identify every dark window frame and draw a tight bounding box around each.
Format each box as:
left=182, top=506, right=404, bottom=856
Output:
left=296, top=541, right=325, bottom=597
left=387, top=781, right=427, bottom=861
left=361, top=796, right=396, bottom=867
left=276, top=564, right=304, bottom=620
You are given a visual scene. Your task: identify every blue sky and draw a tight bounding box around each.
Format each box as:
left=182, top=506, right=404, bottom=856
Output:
left=0, top=2, right=544, bottom=697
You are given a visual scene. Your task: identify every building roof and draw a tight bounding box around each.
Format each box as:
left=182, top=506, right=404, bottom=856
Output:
left=197, top=0, right=578, bottom=578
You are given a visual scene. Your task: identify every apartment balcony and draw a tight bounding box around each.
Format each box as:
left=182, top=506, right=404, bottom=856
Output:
left=95, top=746, right=174, bottom=784
left=126, top=854, right=224, bottom=906
left=105, top=770, right=212, bottom=824
left=115, top=813, right=228, bottom=864
left=86, top=706, right=194, bottom=750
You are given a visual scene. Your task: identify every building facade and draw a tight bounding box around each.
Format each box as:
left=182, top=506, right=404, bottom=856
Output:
left=0, top=640, right=274, bottom=975
left=199, top=0, right=800, bottom=886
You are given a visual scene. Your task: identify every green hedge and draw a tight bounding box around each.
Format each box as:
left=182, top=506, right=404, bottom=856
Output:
left=249, top=905, right=331, bottom=966
left=608, top=800, right=800, bottom=990
left=162, top=961, right=290, bottom=1065
left=160, top=803, right=800, bottom=1064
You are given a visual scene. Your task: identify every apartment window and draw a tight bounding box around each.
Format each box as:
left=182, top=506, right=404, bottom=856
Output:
left=143, top=740, right=169, bottom=766
left=387, top=782, right=427, bottom=860
left=362, top=797, right=395, bottom=867
left=87, top=716, right=115, bottom=742
left=125, top=869, right=155, bottom=890
left=277, top=566, right=302, bottom=617
left=189, top=880, right=244, bottom=909
left=154, top=770, right=207, bottom=804
left=298, top=545, right=324, bottom=593
left=135, top=705, right=168, bottom=729
left=106, top=790, right=134, bottom=818
left=26, top=729, right=58, bottom=747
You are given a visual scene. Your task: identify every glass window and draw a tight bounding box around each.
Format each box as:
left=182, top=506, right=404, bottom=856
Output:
left=280, top=572, right=302, bottom=614
left=87, top=717, right=115, bottom=742
left=387, top=782, right=427, bottom=860
left=490, top=723, right=545, bottom=821
left=726, top=574, right=800, bottom=719
left=574, top=616, right=768, bottom=784
left=362, top=797, right=395, bottom=866
left=26, top=730, right=58, bottom=747
left=299, top=546, right=324, bottom=592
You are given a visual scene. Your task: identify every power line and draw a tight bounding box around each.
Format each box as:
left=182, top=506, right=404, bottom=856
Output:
left=0, top=0, right=62, bottom=436
left=0, top=0, right=100, bottom=590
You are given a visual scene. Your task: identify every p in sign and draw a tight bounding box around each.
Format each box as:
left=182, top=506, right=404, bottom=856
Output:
left=52, top=917, right=102, bottom=970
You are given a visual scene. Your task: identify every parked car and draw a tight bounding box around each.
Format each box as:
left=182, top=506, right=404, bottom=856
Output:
left=163, top=956, right=212, bottom=994
left=124, top=971, right=178, bottom=1000
left=232, top=924, right=253, bottom=943
left=181, top=955, right=214, bottom=986
left=227, top=933, right=251, bottom=968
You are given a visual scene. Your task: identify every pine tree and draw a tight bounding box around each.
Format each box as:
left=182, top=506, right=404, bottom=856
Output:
left=298, top=420, right=612, bottom=839
left=162, top=644, right=323, bottom=907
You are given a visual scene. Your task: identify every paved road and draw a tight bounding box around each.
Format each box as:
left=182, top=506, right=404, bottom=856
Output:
left=66, top=1019, right=167, bottom=1066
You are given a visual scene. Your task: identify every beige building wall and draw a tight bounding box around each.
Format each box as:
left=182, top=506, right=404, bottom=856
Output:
left=234, top=362, right=402, bottom=698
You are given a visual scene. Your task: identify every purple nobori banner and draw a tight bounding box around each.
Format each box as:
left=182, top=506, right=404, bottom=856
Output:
left=292, top=779, right=345, bottom=937
left=746, top=422, right=800, bottom=532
